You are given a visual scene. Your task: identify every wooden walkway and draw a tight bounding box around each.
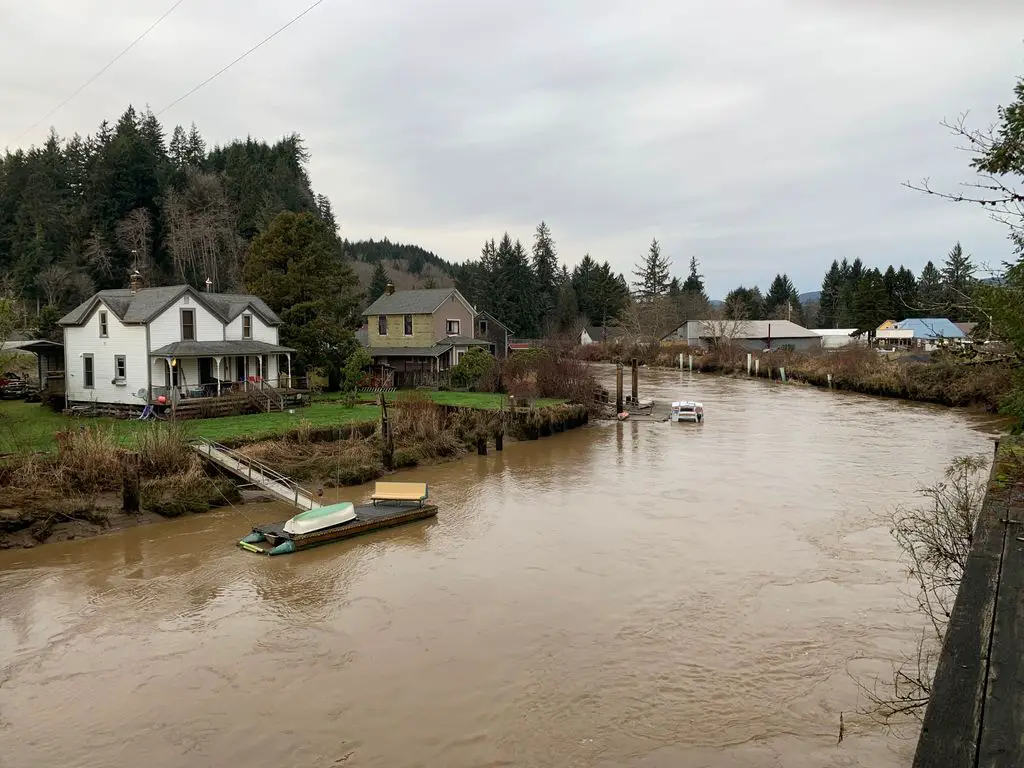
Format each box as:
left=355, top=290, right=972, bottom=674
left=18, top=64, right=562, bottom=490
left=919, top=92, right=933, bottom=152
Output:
left=913, top=439, right=1024, bottom=767
left=193, top=439, right=317, bottom=511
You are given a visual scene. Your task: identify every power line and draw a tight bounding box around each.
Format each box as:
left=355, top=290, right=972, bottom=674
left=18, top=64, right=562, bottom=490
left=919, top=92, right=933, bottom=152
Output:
left=17, top=0, right=187, bottom=141
left=156, top=0, right=328, bottom=117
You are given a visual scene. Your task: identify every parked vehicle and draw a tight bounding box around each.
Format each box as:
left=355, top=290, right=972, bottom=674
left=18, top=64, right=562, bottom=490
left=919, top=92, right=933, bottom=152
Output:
left=0, top=372, right=28, bottom=399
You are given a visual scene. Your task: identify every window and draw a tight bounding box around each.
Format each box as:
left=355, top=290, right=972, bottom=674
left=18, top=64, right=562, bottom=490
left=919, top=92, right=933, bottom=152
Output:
left=446, top=319, right=460, bottom=335
left=403, top=314, right=413, bottom=335
left=181, top=308, right=196, bottom=341
left=114, top=355, right=126, bottom=381
left=242, top=314, right=253, bottom=340
left=378, top=315, right=388, bottom=335
left=83, top=354, right=94, bottom=388
left=99, top=310, right=108, bottom=338
left=479, top=319, right=488, bottom=334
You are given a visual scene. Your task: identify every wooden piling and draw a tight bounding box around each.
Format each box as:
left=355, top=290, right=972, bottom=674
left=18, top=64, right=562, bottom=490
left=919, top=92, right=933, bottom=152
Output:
left=630, top=358, right=639, bottom=404
left=477, top=436, right=487, bottom=455
left=121, top=451, right=140, bottom=514
left=495, top=429, right=504, bottom=451
left=380, top=393, right=394, bottom=471
left=616, top=364, right=624, bottom=413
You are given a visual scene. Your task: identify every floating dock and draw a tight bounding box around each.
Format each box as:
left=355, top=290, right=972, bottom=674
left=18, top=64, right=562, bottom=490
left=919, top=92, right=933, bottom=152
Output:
left=238, top=502, right=439, bottom=555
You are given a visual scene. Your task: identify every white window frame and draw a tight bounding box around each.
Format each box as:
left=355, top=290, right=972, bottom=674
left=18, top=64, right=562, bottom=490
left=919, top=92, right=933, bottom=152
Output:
left=242, top=313, right=253, bottom=340
left=181, top=308, right=196, bottom=341
left=446, top=318, right=461, bottom=336
left=403, top=314, right=413, bottom=336
left=82, top=354, right=94, bottom=389
left=114, top=354, right=127, bottom=382
left=378, top=315, right=388, bottom=336
left=99, top=310, right=109, bottom=338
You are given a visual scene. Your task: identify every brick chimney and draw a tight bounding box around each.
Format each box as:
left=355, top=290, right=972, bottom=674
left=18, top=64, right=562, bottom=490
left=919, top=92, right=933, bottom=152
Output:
left=129, top=269, right=143, bottom=295
left=385, top=282, right=395, bottom=296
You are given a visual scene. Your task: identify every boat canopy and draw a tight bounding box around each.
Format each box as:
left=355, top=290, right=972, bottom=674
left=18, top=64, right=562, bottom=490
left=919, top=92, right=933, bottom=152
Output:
left=283, top=501, right=357, bottom=535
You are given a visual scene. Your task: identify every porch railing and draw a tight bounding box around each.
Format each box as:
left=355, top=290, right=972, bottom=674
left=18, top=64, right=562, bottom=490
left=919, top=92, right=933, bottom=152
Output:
left=151, top=376, right=310, bottom=402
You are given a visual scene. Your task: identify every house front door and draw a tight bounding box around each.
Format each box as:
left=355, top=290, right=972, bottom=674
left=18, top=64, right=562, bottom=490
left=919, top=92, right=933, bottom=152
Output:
left=198, top=358, right=214, bottom=386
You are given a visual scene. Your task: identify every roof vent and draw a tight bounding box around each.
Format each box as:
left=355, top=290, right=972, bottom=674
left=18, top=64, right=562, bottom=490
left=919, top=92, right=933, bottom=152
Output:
left=384, top=282, right=395, bottom=296
left=129, top=269, right=143, bottom=296
left=205, top=277, right=213, bottom=293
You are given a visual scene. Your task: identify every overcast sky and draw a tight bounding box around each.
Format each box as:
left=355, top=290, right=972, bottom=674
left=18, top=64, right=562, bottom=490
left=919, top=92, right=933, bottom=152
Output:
left=2, top=0, right=1023, bottom=298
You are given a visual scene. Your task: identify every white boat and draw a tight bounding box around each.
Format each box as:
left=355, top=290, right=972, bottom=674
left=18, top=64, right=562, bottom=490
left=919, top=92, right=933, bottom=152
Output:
left=670, top=401, right=704, bottom=423
left=282, top=501, right=358, bottom=535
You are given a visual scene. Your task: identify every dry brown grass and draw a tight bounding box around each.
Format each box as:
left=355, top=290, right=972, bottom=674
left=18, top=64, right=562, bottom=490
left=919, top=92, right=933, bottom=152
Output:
left=140, top=466, right=240, bottom=517
left=583, top=341, right=1016, bottom=412
left=688, top=346, right=1015, bottom=410
left=0, top=422, right=198, bottom=499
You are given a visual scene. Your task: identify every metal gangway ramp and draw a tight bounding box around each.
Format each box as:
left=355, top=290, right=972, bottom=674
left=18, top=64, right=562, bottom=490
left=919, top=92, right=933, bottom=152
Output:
left=192, top=438, right=317, bottom=511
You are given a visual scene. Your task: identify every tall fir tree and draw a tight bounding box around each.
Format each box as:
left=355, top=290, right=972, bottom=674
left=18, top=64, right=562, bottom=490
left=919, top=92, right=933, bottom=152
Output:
left=368, top=262, right=390, bottom=301
left=681, top=256, right=707, bottom=300
left=941, top=242, right=975, bottom=320
left=531, top=221, right=559, bottom=329
left=818, top=260, right=843, bottom=328
left=632, top=238, right=671, bottom=300
left=764, top=274, right=802, bottom=322
left=917, top=261, right=944, bottom=314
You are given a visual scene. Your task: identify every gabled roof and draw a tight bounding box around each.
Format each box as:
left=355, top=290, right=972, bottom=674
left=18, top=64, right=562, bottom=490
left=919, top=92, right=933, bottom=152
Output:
left=362, top=287, right=473, bottom=317
left=670, top=319, right=820, bottom=340
left=474, top=310, right=511, bottom=332
left=58, top=285, right=281, bottom=327
left=585, top=325, right=626, bottom=341
left=894, top=318, right=965, bottom=339
left=151, top=340, right=295, bottom=357
left=440, top=335, right=490, bottom=346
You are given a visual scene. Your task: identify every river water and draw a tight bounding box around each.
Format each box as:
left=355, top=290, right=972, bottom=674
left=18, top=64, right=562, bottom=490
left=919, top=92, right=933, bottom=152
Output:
left=0, top=368, right=1002, bottom=767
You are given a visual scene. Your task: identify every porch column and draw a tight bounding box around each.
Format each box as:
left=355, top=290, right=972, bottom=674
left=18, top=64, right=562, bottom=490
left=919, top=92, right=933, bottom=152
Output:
left=165, top=358, right=174, bottom=404
left=214, top=356, right=222, bottom=397
left=257, top=356, right=264, bottom=389
left=286, top=353, right=292, bottom=386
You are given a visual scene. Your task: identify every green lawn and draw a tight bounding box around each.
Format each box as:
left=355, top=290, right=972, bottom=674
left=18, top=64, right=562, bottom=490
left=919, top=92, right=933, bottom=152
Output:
left=0, top=390, right=566, bottom=454
left=0, top=400, right=379, bottom=454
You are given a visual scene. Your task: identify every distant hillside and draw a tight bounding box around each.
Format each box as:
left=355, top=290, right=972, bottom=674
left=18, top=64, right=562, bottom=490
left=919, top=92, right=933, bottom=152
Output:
left=349, top=258, right=454, bottom=294
left=799, top=291, right=821, bottom=304
left=345, top=239, right=456, bottom=307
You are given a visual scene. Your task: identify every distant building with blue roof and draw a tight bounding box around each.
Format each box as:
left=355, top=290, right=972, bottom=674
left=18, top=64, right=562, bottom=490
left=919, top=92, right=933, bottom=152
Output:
left=894, top=318, right=966, bottom=340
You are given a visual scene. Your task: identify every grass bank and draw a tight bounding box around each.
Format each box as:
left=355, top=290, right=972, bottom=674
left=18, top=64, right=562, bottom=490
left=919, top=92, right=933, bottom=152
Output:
left=0, top=390, right=562, bottom=454
left=584, top=342, right=1018, bottom=414
left=0, top=394, right=588, bottom=549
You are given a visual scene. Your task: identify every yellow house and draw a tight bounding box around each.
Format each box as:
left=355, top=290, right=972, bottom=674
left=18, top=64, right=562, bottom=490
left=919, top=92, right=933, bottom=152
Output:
left=360, top=285, right=495, bottom=387
left=877, top=319, right=898, bottom=331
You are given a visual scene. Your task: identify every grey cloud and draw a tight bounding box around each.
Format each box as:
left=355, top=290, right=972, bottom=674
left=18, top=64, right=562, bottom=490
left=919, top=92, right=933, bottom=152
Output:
left=2, top=0, right=1023, bottom=297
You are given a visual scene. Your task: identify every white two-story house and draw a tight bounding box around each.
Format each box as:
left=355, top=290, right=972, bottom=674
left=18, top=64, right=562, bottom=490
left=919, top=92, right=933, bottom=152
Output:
left=58, top=275, right=296, bottom=411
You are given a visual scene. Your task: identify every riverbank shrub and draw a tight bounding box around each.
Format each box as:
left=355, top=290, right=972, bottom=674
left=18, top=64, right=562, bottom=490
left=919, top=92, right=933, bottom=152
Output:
left=501, top=345, right=598, bottom=406
left=449, top=347, right=497, bottom=390
left=141, top=468, right=240, bottom=518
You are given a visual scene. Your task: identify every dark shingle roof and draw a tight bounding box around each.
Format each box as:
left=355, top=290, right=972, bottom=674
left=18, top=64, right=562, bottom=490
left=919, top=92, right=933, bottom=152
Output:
left=362, top=288, right=468, bottom=316
left=441, top=335, right=490, bottom=346
left=59, top=286, right=281, bottom=327
left=475, top=311, right=511, bottom=332
left=150, top=340, right=295, bottom=357
left=366, top=344, right=452, bottom=358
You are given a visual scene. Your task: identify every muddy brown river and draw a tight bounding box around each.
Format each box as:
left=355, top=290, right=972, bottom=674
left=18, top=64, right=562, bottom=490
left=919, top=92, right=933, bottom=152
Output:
left=0, top=368, right=1002, bottom=767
